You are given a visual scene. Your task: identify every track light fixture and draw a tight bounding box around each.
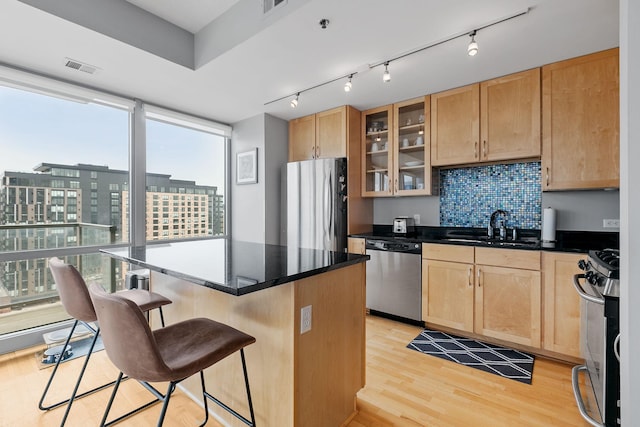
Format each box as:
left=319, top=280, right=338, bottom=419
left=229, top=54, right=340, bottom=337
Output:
left=382, top=62, right=391, bottom=83
left=264, top=8, right=530, bottom=107
left=344, top=74, right=353, bottom=92
left=467, top=31, right=478, bottom=56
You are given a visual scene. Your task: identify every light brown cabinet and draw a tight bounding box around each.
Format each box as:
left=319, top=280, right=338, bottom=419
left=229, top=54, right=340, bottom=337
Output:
left=289, top=106, right=351, bottom=162
left=362, top=98, right=436, bottom=197
left=393, top=97, right=436, bottom=196
left=480, top=68, right=541, bottom=161
left=362, top=105, right=393, bottom=196
left=542, top=251, right=584, bottom=358
left=431, top=68, right=541, bottom=166
left=422, top=244, right=541, bottom=349
left=422, top=244, right=475, bottom=332
left=431, top=84, right=480, bottom=166
left=347, top=237, right=366, bottom=255
left=542, top=48, right=619, bottom=190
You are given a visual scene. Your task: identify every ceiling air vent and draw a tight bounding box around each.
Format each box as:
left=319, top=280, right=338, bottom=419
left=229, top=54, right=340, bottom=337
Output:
left=263, top=0, right=287, bottom=14
left=64, top=58, right=100, bottom=75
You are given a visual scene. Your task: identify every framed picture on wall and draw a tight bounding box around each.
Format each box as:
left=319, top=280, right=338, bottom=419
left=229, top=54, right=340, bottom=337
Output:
left=236, top=148, right=258, bottom=184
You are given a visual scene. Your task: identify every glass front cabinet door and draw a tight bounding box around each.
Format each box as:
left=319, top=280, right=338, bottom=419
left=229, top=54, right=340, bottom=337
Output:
left=362, top=105, right=393, bottom=196
left=393, top=96, right=433, bottom=196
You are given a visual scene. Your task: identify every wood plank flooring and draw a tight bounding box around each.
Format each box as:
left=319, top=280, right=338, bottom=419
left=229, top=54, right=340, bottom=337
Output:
left=0, top=315, right=589, bottom=426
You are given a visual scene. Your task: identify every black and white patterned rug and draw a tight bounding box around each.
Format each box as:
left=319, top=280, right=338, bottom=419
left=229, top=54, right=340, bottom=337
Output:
left=407, top=329, right=534, bottom=384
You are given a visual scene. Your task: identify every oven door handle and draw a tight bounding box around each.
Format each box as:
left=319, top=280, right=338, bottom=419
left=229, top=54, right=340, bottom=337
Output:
left=573, top=274, right=604, bottom=305
left=572, top=365, right=605, bottom=427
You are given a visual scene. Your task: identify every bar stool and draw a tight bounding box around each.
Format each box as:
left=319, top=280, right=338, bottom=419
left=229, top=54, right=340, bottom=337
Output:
left=89, top=283, right=257, bottom=427
left=40, top=257, right=172, bottom=426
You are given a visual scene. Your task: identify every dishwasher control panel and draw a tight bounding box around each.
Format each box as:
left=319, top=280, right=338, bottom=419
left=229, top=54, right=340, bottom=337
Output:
left=365, top=239, right=421, bottom=254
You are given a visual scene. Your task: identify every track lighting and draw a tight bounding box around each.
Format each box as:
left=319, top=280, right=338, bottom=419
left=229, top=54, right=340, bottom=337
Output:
left=382, top=62, right=391, bottom=83
left=344, top=75, right=353, bottom=92
left=264, top=8, right=531, bottom=107
left=468, top=31, right=478, bottom=56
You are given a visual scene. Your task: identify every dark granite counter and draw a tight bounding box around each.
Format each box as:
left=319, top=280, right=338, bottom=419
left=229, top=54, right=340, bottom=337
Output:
left=101, top=239, right=369, bottom=296
left=351, top=225, right=619, bottom=253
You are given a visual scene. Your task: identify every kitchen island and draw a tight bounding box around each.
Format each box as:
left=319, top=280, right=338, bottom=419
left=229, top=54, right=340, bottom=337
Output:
left=102, top=239, right=368, bottom=427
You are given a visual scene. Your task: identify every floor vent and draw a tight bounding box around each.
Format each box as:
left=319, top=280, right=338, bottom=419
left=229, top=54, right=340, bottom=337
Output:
left=64, top=58, right=100, bottom=75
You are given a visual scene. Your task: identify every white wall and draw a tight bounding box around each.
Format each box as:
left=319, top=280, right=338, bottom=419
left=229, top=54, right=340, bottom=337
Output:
left=619, top=1, right=639, bottom=423
left=231, top=113, right=288, bottom=244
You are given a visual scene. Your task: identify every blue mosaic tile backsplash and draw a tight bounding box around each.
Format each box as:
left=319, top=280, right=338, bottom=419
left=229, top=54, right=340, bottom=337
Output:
left=439, top=162, right=542, bottom=229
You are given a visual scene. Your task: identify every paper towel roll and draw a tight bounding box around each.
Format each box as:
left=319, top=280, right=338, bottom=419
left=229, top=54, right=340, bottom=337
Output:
left=542, top=208, right=557, bottom=242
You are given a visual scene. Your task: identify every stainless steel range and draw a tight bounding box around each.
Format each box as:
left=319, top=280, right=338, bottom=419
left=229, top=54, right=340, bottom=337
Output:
left=572, top=249, right=620, bottom=427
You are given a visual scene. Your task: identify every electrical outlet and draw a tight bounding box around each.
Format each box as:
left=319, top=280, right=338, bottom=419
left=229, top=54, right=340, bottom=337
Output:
left=413, top=214, right=421, bottom=225
left=603, top=219, right=620, bottom=228
left=301, top=305, right=312, bottom=334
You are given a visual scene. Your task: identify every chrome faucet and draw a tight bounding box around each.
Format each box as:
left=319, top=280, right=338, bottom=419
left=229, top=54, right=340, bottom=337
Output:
left=488, top=210, right=508, bottom=239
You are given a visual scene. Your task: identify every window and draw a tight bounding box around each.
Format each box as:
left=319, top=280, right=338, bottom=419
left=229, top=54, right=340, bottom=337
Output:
left=146, top=113, right=226, bottom=241
left=0, top=69, right=229, bottom=348
left=0, top=82, right=130, bottom=337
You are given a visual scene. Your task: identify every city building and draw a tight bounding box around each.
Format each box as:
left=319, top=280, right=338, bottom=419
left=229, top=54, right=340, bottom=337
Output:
left=0, top=162, right=223, bottom=313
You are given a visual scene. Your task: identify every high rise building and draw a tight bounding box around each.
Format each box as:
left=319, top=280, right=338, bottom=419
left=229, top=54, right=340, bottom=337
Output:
left=0, top=163, right=224, bottom=311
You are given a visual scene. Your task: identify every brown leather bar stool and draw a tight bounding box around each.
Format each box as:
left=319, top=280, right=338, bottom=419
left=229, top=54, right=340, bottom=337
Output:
left=89, top=283, right=257, bottom=427
left=40, top=257, right=172, bottom=427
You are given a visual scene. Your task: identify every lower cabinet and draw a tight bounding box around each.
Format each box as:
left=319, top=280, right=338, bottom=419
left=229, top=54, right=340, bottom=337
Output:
left=422, top=259, right=474, bottom=332
left=542, top=251, right=584, bottom=358
left=422, top=244, right=542, bottom=350
left=474, top=264, right=541, bottom=348
left=347, top=237, right=366, bottom=255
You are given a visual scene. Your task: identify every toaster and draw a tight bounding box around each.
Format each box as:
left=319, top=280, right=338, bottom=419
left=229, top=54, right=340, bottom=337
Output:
left=393, top=217, right=416, bottom=237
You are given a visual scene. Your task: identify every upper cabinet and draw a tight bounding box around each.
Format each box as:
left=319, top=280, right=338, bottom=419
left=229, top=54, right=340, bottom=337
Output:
left=362, top=98, right=436, bottom=197
left=480, top=68, right=541, bottom=161
left=362, top=105, right=393, bottom=196
left=289, top=114, right=316, bottom=161
left=542, top=48, right=620, bottom=190
left=431, top=68, right=541, bottom=167
left=289, top=106, right=349, bottom=162
left=431, top=84, right=480, bottom=166
left=393, top=97, right=435, bottom=196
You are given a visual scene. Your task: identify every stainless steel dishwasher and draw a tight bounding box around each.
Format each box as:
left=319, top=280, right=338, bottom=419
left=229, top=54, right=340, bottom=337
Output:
left=365, top=238, right=422, bottom=323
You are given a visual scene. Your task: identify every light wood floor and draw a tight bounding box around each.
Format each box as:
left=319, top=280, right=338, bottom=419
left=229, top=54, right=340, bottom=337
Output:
left=0, top=315, right=589, bottom=426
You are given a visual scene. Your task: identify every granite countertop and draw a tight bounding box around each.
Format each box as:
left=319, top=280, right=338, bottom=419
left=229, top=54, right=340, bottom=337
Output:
left=351, top=225, right=619, bottom=253
left=101, top=239, right=369, bottom=296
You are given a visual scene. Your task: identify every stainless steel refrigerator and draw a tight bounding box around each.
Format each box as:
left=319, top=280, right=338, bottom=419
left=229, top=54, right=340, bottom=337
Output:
left=286, top=158, right=348, bottom=252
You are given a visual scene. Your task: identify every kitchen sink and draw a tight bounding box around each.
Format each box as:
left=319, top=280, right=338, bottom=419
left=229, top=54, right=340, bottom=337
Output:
left=439, top=236, right=540, bottom=249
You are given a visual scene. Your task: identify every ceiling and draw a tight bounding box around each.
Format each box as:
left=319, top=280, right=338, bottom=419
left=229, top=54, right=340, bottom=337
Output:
left=0, top=0, right=619, bottom=126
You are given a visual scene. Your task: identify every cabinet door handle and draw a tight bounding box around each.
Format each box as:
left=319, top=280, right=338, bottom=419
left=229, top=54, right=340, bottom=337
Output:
left=316, top=146, right=320, bottom=158
left=311, top=146, right=316, bottom=159
left=482, top=140, right=487, bottom=158
left=477, top=268, right=481, bottom=287
left=468, top=267, right=472, bottom=287
left=395, top=178, right=399, bottom=193
left=474, top=141, right=478, bottom=159
left=546, top=167, right=550, bottom=187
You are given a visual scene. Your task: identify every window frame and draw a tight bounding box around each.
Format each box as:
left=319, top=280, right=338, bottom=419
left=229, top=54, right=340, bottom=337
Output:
left=0, top=65, right=231, bottom=352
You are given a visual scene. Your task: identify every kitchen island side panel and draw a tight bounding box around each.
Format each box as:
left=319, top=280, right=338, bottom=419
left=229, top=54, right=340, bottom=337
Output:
left=151, top=271, right=295, bottom=427
left=150, top=262, right=366, bottom=427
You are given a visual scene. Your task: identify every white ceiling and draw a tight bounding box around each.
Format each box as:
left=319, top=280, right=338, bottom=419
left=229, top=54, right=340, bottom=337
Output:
left=0, top=0, right=619, bottom=126
left=125, top=0, right=241, bottom=33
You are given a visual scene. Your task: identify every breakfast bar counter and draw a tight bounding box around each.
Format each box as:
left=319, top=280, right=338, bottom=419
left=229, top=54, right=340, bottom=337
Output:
left=102, top=239, right=368, bottom=427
